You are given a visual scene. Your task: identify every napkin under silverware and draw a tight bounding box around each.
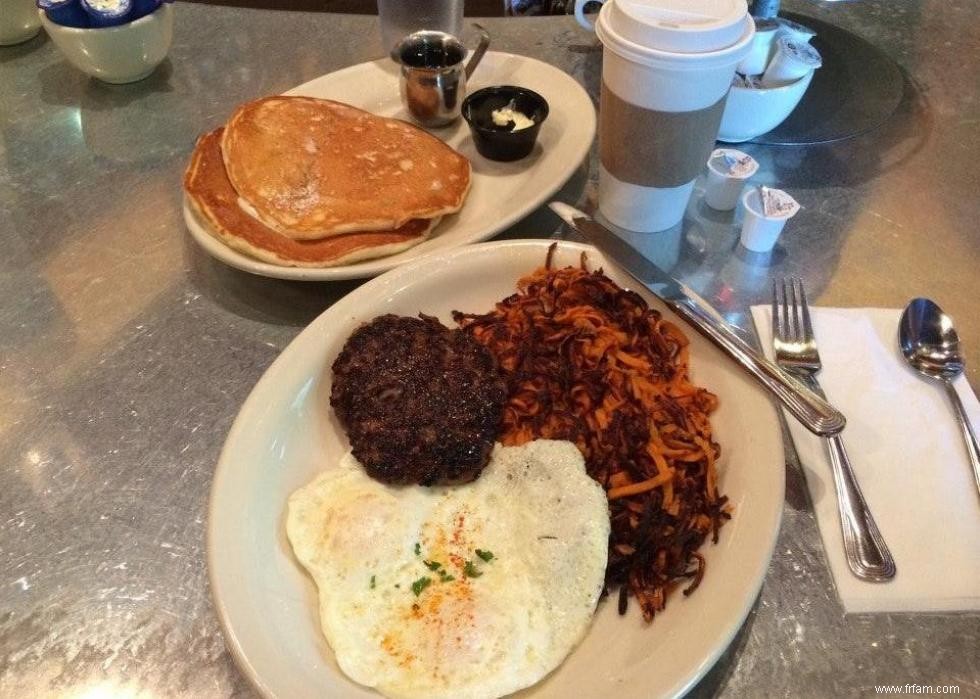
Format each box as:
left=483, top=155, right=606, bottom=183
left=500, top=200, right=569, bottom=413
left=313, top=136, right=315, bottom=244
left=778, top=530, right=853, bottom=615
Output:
left=751, top=305, right=980, bottom=612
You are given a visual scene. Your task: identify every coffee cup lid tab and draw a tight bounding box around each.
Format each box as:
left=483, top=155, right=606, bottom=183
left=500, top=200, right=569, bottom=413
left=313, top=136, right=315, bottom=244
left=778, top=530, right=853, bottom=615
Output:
left=607, top=0, right=749, bottom=54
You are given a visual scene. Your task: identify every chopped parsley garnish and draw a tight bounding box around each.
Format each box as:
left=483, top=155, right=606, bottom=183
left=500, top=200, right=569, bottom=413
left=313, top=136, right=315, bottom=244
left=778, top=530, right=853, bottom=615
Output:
left=424, top=559, right=442, bottom=571
left=411, top=576, right=432, bottom=596
left=463, top=560, right=483, bottom=578
left=438, top=571, right=455, bottom=583
left=370, top=575, right=376, bottom=589
left=475, top=549, right=494, bottom=562
left=414, top=542, right=421, bottom=556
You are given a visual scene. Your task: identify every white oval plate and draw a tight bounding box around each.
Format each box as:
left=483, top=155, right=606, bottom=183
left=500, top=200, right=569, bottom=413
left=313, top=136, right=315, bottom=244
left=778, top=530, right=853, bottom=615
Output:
left=207, top=240, right=784, bottom=699
left=184, top=52, right=595, bottom=281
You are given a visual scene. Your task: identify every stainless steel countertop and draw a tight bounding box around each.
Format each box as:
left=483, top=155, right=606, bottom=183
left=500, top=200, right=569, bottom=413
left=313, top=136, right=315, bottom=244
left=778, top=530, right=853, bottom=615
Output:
left=1, top=2, right=978, bottom=697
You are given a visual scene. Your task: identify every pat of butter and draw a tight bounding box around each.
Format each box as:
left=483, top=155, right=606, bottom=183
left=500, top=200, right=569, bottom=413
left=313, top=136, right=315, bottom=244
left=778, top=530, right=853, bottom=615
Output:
left=491, top=104, right=534, bottom=131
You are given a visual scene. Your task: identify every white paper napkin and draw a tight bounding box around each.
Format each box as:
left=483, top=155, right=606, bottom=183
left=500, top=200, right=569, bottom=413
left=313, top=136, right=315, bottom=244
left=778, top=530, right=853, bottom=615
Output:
left=750, top=305, right=980, bottom=613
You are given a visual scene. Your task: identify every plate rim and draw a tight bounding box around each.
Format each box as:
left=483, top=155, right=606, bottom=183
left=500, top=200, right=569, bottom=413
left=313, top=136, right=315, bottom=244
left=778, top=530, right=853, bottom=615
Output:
left=184, top=51, right=596, bottom=281
left=207, top=239, right=784, bottom=699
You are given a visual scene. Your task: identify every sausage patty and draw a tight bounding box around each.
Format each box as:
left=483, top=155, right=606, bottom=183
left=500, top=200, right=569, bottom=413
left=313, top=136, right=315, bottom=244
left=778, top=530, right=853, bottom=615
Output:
left=330, top=314, right=506, bottom=485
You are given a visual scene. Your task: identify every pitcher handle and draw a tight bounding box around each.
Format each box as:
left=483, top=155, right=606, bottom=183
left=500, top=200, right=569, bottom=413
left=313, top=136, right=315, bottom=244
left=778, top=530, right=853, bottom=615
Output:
left=574, top=0, right=607, bottom=31
left=465, top=23, right=491, bottom=80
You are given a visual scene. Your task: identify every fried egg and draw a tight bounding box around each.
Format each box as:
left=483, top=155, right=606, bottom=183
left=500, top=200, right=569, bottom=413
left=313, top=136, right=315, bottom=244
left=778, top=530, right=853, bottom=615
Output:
left=286, top=440, right=609, bottom=699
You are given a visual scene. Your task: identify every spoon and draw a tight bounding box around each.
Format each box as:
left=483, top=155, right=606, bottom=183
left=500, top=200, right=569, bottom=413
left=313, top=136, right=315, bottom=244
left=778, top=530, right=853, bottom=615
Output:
left=899, top=298, right=980, bottom=498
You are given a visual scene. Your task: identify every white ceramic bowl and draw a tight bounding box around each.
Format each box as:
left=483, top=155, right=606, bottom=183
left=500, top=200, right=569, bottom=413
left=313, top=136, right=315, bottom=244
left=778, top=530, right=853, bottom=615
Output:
left=39, top=3, right=174, bottom=84
left=717, top=70, right=814, bottom=143
left=0, top=0, right=42, bottom=45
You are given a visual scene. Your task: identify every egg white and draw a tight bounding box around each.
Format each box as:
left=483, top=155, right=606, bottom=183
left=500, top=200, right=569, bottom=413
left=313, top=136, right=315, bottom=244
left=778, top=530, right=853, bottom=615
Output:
left=286, top=439, right=610, bottom=699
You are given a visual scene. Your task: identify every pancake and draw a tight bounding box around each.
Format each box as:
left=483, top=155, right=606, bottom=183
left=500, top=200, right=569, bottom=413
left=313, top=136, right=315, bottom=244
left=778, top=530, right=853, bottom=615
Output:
left=220, top=96, right=471, bottom=239
left=184, top=129, right=435, bottom=268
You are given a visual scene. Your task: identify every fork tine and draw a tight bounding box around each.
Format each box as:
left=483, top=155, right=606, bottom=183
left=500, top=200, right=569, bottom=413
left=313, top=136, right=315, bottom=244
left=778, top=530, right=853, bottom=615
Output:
left=789, top=277, right=802, bottom=342
left=773, top=278, right=821, bottom=371
left=771, top=279, right=780, bottom=341
left=778, top=278, right=786, bottom=340
left=798, top=278, right=815, bottom=343
left=782, top=277, right=796, bottom=342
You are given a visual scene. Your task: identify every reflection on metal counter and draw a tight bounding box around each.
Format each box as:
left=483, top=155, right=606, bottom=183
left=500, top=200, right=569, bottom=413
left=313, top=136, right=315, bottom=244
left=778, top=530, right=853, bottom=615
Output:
left=0, top=3, right=978, bottom=699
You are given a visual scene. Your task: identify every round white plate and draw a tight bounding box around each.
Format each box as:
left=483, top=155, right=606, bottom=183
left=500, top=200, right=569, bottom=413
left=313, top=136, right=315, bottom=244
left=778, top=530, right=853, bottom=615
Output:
left=207, top=240, right=784, bottom=699
left=184, top=52, right=596, bottom=281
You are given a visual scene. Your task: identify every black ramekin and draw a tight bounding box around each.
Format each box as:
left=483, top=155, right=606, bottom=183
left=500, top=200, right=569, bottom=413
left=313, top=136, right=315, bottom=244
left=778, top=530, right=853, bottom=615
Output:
left=461, top=86, right=549, bottom=162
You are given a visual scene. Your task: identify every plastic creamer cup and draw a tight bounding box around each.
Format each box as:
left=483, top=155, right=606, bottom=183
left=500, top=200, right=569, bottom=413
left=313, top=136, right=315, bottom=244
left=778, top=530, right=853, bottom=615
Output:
left=704, top=148, right=758, bottom=211
left=38, top=0, right=90, bottom=28
left=736, top=17, right=779, bottom=77
left=776, top=17, right=816, bottom=44
left=762, top=35, right=822, bottom=87
left=80, top=0, right=133, bottom=27
left=739, top=186, right=799, bottom=252
left=594, top=0, right=755, bottom=232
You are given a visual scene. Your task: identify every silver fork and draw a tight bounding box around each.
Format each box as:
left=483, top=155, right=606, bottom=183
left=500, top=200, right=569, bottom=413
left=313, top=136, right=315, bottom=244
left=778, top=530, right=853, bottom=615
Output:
left=772, top=278, right=896, bottom=582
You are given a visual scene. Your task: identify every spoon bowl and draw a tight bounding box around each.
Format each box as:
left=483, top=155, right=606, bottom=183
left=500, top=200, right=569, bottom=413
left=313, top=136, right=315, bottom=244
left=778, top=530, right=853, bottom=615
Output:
left=899, top=298, right=965, bottom=381
left=899, top=297, right=980, bottom=498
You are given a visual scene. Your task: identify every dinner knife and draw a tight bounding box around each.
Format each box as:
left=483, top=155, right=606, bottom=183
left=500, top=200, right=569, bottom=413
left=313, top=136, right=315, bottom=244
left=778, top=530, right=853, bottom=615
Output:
left=549, top=202, right=846, bottom=437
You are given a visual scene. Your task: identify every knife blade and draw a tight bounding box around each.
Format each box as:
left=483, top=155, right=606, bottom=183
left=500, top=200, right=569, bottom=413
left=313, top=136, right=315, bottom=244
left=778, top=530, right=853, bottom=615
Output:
left=549, top=202, right=846, bottom=437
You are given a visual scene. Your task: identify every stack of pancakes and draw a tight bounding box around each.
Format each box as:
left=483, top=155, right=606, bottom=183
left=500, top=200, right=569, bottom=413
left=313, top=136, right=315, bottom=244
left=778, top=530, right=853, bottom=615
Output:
left=183, top=96, right=471, bottom=267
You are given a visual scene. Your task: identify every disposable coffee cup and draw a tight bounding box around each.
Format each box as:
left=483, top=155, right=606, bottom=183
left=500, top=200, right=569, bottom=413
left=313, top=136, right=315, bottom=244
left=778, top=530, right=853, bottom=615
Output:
left=592, top=0, right=755, bottom=232
left=704, top=148, right=758, bottom=210
left=739, top=186, right=799, bottom=252
left=736, top=17, right=779, bottom=77
left=761, top=35, right=821, bottom=87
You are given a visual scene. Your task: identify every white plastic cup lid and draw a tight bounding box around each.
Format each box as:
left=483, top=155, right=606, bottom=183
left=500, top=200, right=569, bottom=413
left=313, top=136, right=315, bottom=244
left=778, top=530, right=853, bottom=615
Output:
left=776, top=35, right=822, bottom=68
left=605, top=0, right=750, bottom=54
left=776, top=18, right=816, bottom=40
left=708, top=148, right=758, bottom=178
left=745, top=186, right=799, bottom=219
